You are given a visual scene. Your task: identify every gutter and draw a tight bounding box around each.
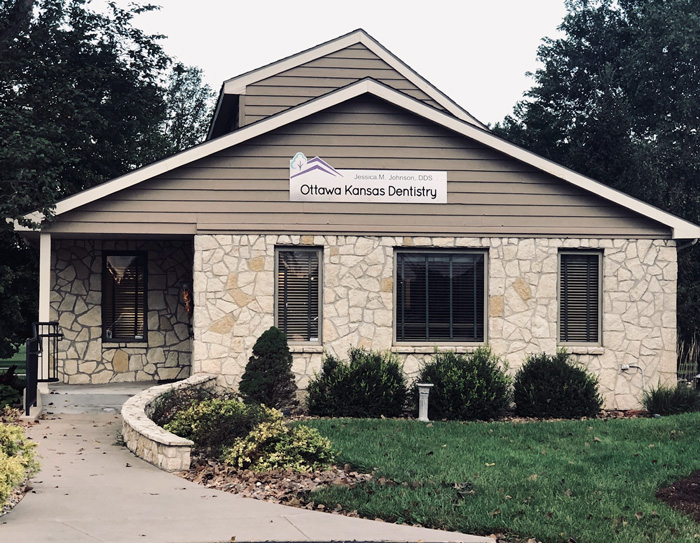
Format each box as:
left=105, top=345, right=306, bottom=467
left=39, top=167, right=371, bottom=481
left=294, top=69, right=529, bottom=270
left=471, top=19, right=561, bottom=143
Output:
left=677, top=238, right=698, bottom=251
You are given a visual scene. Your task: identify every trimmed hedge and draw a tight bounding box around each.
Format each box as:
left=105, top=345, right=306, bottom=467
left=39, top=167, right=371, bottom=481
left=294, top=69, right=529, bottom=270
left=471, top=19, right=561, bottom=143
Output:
left=307, top=348, right=408, bottom=418
left=413, top=347, right=511, bottom=421
left=513, top=351, right=602, bottom=418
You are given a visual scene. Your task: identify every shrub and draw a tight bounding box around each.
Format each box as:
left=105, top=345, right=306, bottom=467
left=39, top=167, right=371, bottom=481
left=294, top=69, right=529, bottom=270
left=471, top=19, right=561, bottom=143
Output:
left=643, top=384, right=700, bottom=416
left=149, top=384, right=218, bottom=427
left=513, top=351, right=603, bottom=418
left=307, top=348, right=408, bottom=418
left=413, top=347, right=511, bottom=421
left=222, top=419, right=336, bottom=472
left=0, top=384, right=21, bottom=409
left=239, top=327, right=298, bottom=409
left=164, top=398, right=279, bottom=455
left=0, top=422, right=39, bottom=507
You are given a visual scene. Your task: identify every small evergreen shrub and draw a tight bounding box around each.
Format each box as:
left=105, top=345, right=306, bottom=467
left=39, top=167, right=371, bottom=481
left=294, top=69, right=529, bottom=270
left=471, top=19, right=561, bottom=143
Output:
left=513, top=351, right=603, bottom=418
left=222, top=419, right=336, bottom=472
left=239, top=327, right=298, bottom=409
left=0, top=422, right=39, bottom=507
left=413, top=347, right=511, bottom=421
left=643, top=384, right=700, bottom=416
left=306, top=348, right=408, bottom=418
left=0, top=385, right=21, bottom=409
left=149, top=385, right=218, bottom=427
left=164, top=398, right=278, bottom=454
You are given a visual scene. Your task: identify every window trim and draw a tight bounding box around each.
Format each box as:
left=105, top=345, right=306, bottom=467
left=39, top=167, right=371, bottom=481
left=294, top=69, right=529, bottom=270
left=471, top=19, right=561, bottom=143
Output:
left=102, top=251, right=148, bottom=343
left=558, top=250, right=603, bottom=346
left=274, top=246, right=323, bottom=345
left=393, top=249, right=488, bottom=345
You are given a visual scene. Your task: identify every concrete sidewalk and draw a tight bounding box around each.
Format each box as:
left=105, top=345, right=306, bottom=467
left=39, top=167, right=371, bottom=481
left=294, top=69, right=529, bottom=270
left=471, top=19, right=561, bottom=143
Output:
left=1, top=385, right=490, bottom=543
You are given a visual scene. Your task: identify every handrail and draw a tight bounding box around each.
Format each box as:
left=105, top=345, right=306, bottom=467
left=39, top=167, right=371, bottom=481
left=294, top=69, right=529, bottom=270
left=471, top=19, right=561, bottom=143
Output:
left=24, top=321, right=63, bottom=416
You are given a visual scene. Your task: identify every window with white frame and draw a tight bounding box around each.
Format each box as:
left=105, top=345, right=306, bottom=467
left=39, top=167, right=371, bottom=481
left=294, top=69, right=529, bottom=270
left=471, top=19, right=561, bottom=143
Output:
left=276, top=248, right=321, bottom=342
left=559, top=251, right=601, bottom=344
left=396, top=251, right=485, bottom=343
left=103, top=252, right=147, bottom=341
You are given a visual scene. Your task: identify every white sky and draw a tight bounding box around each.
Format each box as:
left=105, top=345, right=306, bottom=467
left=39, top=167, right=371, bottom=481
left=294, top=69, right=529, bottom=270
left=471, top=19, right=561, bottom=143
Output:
left=111, top=0, right=568, bottom=125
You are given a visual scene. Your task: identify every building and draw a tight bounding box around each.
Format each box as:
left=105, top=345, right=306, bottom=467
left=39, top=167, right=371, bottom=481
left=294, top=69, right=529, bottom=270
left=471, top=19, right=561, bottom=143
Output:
left=19, top=30, right=700, bottom=409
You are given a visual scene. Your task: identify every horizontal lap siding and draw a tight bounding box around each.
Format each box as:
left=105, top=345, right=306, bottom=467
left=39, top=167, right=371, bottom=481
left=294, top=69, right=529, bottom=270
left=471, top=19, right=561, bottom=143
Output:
left=242, top=44, right=443, bottom=124
left=50, top=96, right=670, bottom=238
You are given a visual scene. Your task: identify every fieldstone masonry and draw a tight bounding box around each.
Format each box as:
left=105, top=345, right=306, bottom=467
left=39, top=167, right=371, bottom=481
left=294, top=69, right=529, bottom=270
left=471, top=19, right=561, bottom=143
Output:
left=193, top=235, right=677, bottom=410
left=52, top=239, right=193, bottom=384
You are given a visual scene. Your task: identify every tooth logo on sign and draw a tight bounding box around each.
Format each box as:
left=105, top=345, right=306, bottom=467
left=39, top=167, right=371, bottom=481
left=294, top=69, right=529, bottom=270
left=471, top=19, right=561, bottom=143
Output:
left=289, top=154, right=447, bottom=204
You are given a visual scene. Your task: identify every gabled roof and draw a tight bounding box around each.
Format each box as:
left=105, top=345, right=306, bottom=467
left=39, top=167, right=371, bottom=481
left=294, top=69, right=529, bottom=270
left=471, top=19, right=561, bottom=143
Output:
left=207, top=28, right=486, bottom=139
left=20, top=78, right=700, bottom=239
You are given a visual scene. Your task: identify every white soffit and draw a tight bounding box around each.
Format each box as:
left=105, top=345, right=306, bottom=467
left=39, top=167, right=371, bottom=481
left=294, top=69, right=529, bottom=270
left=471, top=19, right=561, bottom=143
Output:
left=220, top=29, right=486, bottom=129
left=21, top=78, right=700, bottom=239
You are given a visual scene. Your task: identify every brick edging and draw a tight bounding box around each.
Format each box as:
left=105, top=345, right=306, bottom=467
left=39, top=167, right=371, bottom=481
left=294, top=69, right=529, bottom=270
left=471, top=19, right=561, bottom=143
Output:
left=121, top=373, right=216, bottom=471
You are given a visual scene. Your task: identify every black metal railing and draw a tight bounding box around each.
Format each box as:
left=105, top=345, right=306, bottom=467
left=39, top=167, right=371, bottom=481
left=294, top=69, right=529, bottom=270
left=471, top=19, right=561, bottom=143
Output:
left=25, top=322, right=62, bottom=416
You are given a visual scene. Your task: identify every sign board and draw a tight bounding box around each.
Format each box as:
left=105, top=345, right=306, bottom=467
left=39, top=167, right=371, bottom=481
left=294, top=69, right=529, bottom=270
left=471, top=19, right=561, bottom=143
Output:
left=289, top=153, right=447, bottom=203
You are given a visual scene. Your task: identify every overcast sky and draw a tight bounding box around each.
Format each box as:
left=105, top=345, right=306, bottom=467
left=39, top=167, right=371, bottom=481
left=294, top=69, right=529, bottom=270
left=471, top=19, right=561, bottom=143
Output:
left=111, top=0, right=568, bottom=125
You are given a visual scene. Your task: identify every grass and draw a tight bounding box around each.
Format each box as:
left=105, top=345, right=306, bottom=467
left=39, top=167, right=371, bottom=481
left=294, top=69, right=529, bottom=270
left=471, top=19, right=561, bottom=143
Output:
left=304, top=414, right=700, bottom=543
left=0, top=344, right=26, bottom=374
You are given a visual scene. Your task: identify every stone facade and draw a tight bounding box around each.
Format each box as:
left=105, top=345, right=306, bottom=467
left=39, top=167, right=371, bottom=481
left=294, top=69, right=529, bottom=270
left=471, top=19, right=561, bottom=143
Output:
left=192, top=234, right=677, bottom=410
left=52, top=239, right=193, bottom=384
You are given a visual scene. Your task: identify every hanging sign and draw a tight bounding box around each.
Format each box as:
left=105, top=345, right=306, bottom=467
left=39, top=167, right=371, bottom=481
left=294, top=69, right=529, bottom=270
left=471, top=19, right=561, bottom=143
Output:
left=289, top=153, right=447, bottom=203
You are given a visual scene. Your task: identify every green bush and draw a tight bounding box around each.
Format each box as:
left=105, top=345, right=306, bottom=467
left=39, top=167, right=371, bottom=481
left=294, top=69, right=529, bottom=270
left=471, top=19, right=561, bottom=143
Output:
left=0, top=422, right=39, bottom=507
left=307, top=348, right=408, bottom=418
left=164, top=398, right=279, bottom=455
left=413, top=347, right=511, bottom=421
left=149, top=385, right=218, bottom=427
left=0, top=384, right=21, bottom=409
left=513, top=351, right=602, bottom=418
left=643, top=384, right=700, bottom=415
left=239, top=327, right=298, bottom=409
left=222, top=419, right=336, bottom=472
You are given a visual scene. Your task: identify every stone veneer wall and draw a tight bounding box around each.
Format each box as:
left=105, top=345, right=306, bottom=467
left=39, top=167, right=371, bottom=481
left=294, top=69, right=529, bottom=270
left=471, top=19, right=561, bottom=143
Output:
left=193, top=235, right=677, bottom=409
left=52, top=239, right=193, bottom=384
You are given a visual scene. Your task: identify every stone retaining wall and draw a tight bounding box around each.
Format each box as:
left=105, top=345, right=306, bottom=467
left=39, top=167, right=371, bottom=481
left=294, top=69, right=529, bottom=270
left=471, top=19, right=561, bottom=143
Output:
left=52, top=239, right=193, bottom=384
left=121, top=374, right=216, bottom=471
left=192, top=234, right=677, bottom=410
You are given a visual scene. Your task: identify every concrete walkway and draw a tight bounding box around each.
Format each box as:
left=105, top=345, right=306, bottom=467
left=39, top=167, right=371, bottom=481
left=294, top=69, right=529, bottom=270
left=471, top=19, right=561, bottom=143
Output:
left=1, top=384, right=490, bottom=543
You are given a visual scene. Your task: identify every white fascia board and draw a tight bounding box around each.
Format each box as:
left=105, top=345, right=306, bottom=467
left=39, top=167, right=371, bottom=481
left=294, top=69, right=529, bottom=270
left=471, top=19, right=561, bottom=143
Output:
left=29, top=78, right=700, bottom=239
left=371, top=83, right=700, bottom=239
left=221, top=29, right=485, bottom=128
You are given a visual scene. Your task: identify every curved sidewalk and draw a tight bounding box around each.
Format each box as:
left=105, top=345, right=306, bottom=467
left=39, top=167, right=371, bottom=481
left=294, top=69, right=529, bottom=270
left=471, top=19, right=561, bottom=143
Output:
left=2, top=384, right=490, bottom=543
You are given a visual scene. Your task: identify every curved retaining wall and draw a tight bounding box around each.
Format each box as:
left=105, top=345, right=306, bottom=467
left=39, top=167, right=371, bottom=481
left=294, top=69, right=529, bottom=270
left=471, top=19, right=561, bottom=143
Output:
left=121, top=374, right=216, bottom=472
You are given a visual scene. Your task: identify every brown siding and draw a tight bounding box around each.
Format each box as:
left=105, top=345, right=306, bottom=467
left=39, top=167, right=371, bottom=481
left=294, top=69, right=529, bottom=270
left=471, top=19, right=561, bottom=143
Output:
left=241, top=44, right=444, bottom=125
left=49, top=96, right=671, bottom=239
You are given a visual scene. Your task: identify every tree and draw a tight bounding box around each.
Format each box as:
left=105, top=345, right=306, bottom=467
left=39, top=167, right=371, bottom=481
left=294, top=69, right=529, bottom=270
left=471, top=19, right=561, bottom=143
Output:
left=163, top=63, right=216, bottom=154
left=0, top=0, right=213, bottom=356
left=494, top=0, right=700, bottom=339
left=239, top=327, right=298, bottom=410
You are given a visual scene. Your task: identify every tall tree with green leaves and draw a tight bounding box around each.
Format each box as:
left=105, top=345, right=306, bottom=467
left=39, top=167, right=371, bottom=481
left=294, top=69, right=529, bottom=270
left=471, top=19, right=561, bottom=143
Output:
left=494, top=0, right=700, bottom=339
left=0, top=0, right=214, bottom=357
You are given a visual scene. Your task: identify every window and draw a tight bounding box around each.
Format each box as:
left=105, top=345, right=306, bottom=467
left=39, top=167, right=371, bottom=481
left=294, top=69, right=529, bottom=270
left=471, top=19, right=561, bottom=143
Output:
left=396, top=252, right=485, bottom=342
left=103, top=252, right=147, bottom=341
left=276, top=248, right=321, bottom=342
left=559, top=252, right=601, bottom=344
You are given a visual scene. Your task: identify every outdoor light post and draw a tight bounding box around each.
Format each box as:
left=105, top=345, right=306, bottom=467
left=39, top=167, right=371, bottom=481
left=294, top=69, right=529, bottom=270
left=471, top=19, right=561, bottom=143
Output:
left=417, top=383, right=434, bottom=422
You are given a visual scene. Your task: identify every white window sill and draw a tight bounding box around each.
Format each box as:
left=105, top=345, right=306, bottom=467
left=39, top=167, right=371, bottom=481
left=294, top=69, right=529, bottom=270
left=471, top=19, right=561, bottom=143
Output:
left=289, top=344, right=324, bottom=354
left=561, top=346, right=605, bottom=355
left=392, top=344, right=483, bottom=355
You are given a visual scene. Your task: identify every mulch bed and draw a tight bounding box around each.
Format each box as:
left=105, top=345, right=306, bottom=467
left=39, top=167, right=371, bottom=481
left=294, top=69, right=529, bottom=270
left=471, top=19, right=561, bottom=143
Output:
left=178, top=456, right=371, bottom=514
left=656, top=470, right=700, bottom=522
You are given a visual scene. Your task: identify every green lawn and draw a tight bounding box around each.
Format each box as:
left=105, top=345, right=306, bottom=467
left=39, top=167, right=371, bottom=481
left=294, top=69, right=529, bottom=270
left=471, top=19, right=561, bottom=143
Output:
left=305, top=414, right=700, bottom=543
left=0, top=344, right=26, bottom=373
